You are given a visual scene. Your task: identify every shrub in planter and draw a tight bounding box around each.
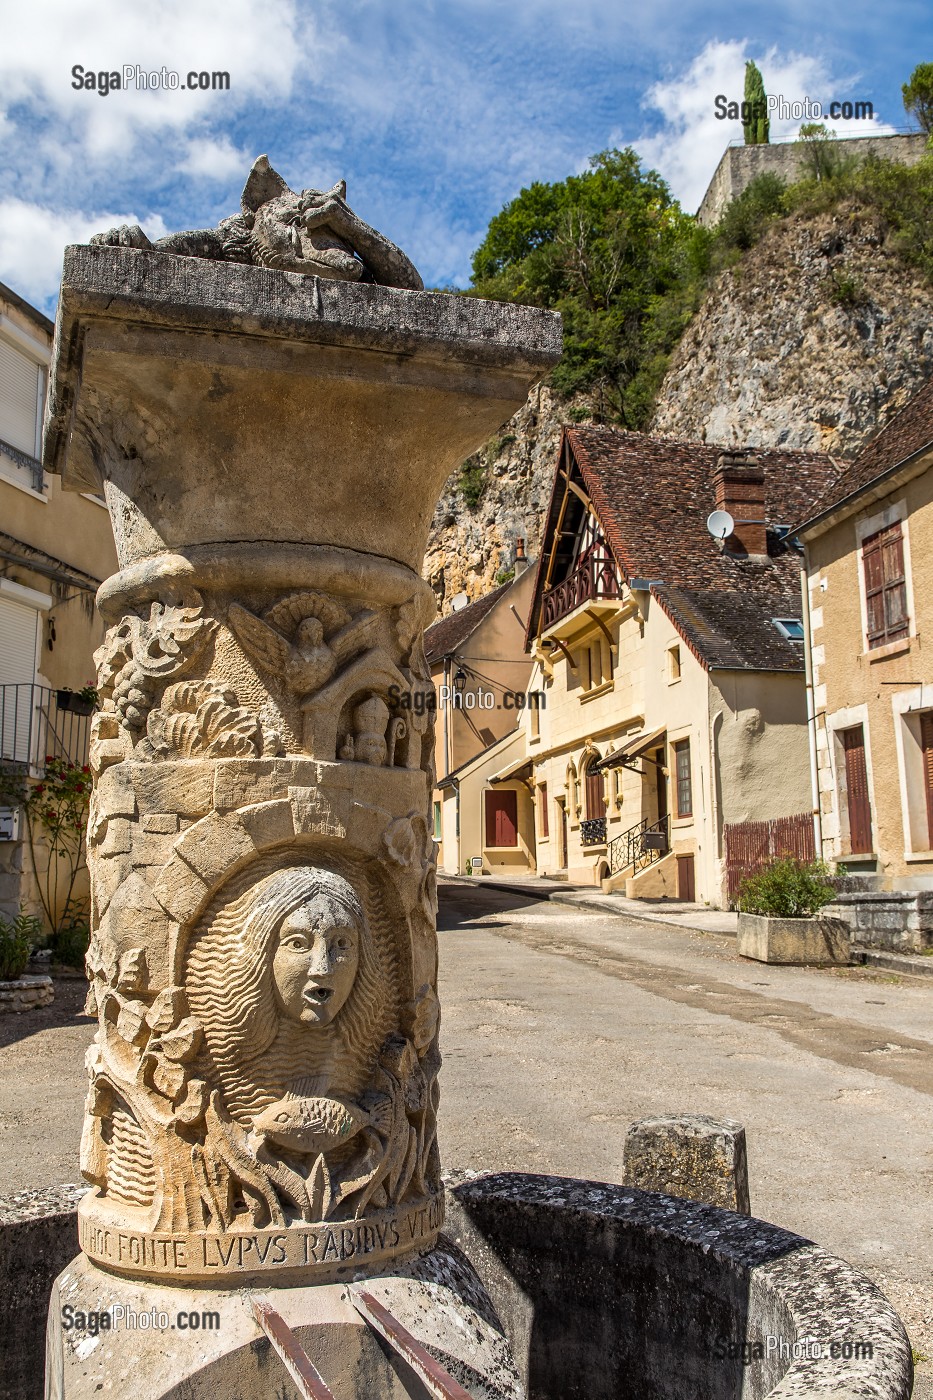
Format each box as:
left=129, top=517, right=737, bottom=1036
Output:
left=737, top=857, right=836, bottom=918
left=0, top=911, right=42, bottom=980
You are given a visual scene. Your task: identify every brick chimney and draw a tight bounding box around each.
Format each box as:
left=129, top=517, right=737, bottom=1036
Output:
left=713, top=450, right=767, bottom=557
left=513, top=537, right=529, bottom=576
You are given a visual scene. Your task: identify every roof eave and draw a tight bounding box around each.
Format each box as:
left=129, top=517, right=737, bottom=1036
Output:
left=799, top=442, right=933, bottom=540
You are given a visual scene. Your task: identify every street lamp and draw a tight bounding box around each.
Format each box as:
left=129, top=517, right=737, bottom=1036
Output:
left=453, top=667, right=467, bottom=693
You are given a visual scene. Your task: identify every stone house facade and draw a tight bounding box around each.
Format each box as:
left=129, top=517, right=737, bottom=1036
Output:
left=0, top=278, right=118, bottom=922
left=425, top=562, right=536, bottom=875
left=518, top=426, right=838, bottom=904
left=798, top=374, right=933, bottom=945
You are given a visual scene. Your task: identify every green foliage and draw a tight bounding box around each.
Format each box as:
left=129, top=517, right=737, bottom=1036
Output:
left=743, top=61, right=770, bottom=145
left=903, top=63, right=933, bottom=134
left=0, top=757, right=91, bottom=938
left=737, top=858, right=837, bottom=918
left=469, top=148, right=707, bottom=428
left=827, top=266, right=867, bottom=308
left=458, top=454, right=488, bottom=509
left=495, top=567, right=515, bottom=586
left=713, top=173, right=788, bottom=255
left=797, top=124, right=854, bottom=183
left=0, top=910, right=41, bottom=980
left=786, top=150, right=933, bottom=283
left=51, top=905, right=91, bottom=969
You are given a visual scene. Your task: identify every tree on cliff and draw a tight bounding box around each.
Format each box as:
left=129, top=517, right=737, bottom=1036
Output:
left=469, top=149, right=705, bottom=428
left=743, top=61, right=770, bottom=145
left=903, top=63, right=933, bottom=135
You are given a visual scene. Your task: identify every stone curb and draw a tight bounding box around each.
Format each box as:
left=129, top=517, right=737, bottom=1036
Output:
left=852, top=945, right=933, bottom=980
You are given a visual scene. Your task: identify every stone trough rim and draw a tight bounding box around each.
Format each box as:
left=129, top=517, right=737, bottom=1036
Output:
left=446, top=1170, right=914, bottom=1399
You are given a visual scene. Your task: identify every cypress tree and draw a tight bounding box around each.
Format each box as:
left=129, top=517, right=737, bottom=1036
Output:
left=743, top=61, right=770, bottom=144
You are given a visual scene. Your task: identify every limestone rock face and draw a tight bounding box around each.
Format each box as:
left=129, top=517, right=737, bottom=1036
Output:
left=424, top=384, right=566, bottom=608
left=650, top=208, right=933, bottom=456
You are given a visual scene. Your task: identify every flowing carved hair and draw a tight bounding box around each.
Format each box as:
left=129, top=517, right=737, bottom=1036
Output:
left=185, top=860, right=397, bottom=1117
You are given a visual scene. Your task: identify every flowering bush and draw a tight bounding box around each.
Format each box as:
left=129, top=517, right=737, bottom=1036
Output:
left=0, top=911, right=41, bottom=980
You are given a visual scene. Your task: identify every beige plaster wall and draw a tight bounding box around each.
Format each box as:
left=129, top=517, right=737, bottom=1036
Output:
left=804, top=457, right=933, bottom=887
left=430, top=567, right=535, bottom=782
left=438, top=727, right=535, bottom=876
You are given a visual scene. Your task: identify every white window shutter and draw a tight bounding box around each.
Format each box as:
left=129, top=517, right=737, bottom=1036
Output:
left=0, top=336, right=40, bottom=456
left=0, top=595, right=40, bottom=764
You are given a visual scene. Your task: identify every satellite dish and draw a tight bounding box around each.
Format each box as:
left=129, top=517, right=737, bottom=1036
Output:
left=707, top=510, right=735, bottom=541
left=449, top=592, right=469, bottom=612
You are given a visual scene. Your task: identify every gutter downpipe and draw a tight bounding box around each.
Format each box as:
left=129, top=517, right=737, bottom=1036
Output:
left=800, top=554, right=824, bottom=860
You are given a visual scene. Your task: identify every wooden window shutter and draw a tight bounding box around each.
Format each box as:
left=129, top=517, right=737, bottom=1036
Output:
left=863, top=523, right=908, bottom=649
left=842, top=727, right=872, bottom=854
left=538, top=782, right=549, bottom=838
left=0, top=338, right=41, bottom=456
left=485, top=789, right=518, bottom=847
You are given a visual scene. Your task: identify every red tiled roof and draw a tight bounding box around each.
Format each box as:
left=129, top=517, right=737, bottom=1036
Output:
left=529, top=426, right=839, bottom=672
left=424, top=581, right=512, bottom=665
left=799, top=374, right=933, bottom=530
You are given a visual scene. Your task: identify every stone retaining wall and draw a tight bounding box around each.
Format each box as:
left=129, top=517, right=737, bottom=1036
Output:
left=828, top=890, right=933, bottom=955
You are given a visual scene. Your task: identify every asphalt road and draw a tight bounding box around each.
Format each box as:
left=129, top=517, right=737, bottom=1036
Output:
left=1, top=880, right=930, bottom=1386
left=435, top=880, right=933, bottom=1388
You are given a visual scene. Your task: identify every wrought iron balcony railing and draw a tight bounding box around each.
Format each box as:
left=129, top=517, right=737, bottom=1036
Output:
left=0, top=683, right=93, bottom=778
left=608, top=814, right=670, bottom=876
left=541, top=544, right=619, bottom=631
left=580, top=817, right=607, bottom=847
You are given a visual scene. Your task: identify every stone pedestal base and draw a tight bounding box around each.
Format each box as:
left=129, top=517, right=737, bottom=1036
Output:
left=46, top=1242, right=523, bottom=1400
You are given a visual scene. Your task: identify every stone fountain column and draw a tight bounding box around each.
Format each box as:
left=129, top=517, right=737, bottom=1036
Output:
left=42, top=242, right=559, bottom=1396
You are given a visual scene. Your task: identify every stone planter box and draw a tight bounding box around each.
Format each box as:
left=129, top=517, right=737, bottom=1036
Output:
left=0, top=974, right=54, bottom=1013
left=737, top=912, right=850, bottom=964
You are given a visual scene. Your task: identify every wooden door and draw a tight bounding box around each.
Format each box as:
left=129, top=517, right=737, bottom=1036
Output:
left=677, top=854, right=696, bottom=901
left=842, top=727, right=872, bottom=854
left=558, top=800, right=568, bottom=868
left=585, top=764, right=606, bottom=819
left=484, top=790, right=518, bottom=848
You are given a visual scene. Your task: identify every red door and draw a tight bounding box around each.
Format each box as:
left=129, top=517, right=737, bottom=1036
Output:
left=677, top=854, right=696, bottom=901
left=842, top=727, right=873, bottom=854
left=485, top=789, right=518, bottom=847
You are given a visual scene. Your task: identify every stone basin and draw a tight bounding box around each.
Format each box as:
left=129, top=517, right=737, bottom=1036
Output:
left=445, top=1172, right=913, bottom=1400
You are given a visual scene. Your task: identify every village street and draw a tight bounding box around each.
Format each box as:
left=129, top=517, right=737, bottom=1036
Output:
left=435, top=881, right=933, bottom=1389
left=1, top=879, right=931, bottom=1385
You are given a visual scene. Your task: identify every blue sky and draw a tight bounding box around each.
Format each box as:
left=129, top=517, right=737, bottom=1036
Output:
left=1, top=0, right=930, bottom=313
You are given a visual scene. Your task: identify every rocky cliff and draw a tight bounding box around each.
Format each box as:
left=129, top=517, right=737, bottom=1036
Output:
left=650, top=206, right=933, bottom=453
left=425, top=205, right=933, bottom=614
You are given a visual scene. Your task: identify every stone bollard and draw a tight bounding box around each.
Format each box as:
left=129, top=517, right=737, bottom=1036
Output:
left=41, top=159, right=560, bottom=1399
left=623, top=1114, right=750, bottom=1215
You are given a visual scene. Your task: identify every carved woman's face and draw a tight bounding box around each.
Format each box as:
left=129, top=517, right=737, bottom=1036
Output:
left=271, top=893, right=360, bottom=1027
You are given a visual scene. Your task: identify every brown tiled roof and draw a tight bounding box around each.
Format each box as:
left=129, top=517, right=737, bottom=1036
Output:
left=531, top=426, right=839, bottom=672
left=799, top=375, right=933, bottom=530
left=424, top=581, right=511, bottom=664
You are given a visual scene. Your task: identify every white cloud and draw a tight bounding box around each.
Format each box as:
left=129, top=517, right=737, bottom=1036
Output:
left=180, top=136, right=251, bottom=180
left=634, top=39, right=899, bottom=214
left=0, top=0, right=305, bottom=159
left=0, top=200, right=168, bottom=308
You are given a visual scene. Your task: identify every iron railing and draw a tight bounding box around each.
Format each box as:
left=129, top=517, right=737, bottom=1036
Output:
left=0, top=439, right=45, bottom=494
left=580, top=817, right=607, bottom=847
left=541, top=544, right=619, bottom=631
left=609, top=814, right=670, bottom=876
left=0, top=683, right=93, bottom=778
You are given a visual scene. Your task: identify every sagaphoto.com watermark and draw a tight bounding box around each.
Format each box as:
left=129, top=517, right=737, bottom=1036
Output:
left=61, top=1303, right=221, bottom=1337
left=714, top=93, right=874, bottom=123
left=71, top=65, right=230, bottom=96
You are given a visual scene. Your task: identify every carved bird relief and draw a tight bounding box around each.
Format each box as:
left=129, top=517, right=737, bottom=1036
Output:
left=227, top=591, right=379, bottom=700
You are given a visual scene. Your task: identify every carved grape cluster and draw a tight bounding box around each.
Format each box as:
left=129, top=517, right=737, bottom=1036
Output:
left=110, top=658, right=154, bottom=732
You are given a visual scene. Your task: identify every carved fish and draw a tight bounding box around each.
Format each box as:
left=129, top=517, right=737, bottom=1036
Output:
left=254, top=1094, right=368, bottom=1155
